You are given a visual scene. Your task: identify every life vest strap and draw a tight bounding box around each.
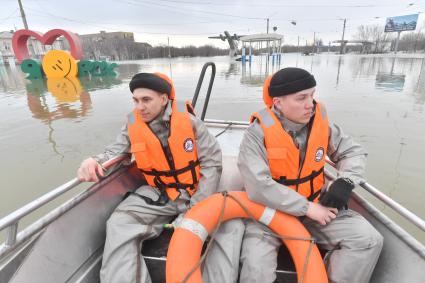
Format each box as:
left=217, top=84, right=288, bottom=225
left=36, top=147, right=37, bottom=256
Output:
left=141, top=160, right=200, bottom=198
left=141, top=160, right=200, bottom=178
left=276, top=167, right=324, bottom=186
left=307, top=189, right=322, bottom=202
left=122, top=190, right=170, bottom=206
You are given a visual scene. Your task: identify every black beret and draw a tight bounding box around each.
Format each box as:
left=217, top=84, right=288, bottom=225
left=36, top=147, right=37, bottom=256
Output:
left=129, top=73, right=171, bottom=95
left=269, top=67, right=316, bottom=97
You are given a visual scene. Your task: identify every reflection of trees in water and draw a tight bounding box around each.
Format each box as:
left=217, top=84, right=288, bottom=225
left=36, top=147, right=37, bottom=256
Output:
left=78, top=76, right=122, bottom=91
left=413, top=58, right=425, bottom=106
left=351, top=57, right=382, bottom=78
left=349, top=56, right=405, bottom=78
left=116, top=64, right=142, bottom=80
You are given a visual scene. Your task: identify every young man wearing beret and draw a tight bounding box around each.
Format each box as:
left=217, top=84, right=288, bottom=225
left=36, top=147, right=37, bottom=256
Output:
left=237, top=67, right=383, bottom=283
left=77, top=72, right=243, bottom=283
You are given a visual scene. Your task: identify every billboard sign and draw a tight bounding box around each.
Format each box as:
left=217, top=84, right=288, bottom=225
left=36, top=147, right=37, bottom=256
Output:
left=385, top=14, right=419, bottom=32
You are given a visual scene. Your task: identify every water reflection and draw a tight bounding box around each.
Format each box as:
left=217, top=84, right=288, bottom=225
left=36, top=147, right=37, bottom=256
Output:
left=375, top=73, right=405, bottom=92
left=0, top=64, right=25, bottom=93
left=26, top=79, right=92, bottom=122
left=413, top=59, right=425, bottom=105
left=25, top=74, right=123, bottom=124
left=78, top=76, right=122, bottom=91
left=240, top=56, right=282, bottom=86
left=221, top=62, right=238, bottom=79
left=336, top=56, right=343, bottom=86
left=375, top=57, right=406, bottom=92
left=26, top=77, right=95, bottom=159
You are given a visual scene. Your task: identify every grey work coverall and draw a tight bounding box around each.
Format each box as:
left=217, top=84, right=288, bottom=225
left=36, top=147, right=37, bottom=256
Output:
left=96, top=101, right=243, bottom=283
left=237, top=104, right=383, bottom=283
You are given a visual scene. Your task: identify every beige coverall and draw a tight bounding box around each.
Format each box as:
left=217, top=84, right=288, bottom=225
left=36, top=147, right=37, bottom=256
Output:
left=237, top=104, right=383, bottom=283
left=96, top=101, right=243, bottom=283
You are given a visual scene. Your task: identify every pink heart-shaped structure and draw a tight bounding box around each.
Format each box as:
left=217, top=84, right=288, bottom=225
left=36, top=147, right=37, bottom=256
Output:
left=12, top=29, right=83, bottom=63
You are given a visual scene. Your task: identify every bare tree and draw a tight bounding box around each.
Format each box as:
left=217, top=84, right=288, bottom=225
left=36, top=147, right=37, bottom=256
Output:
left=355, top=25, right=372, bottom=42
left=355, top=24, right=393, bottom=53
left=398, top=20, right=425, bottom=52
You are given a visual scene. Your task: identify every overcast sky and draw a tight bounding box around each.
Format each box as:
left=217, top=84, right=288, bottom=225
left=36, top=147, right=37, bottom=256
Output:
left=1, top=0, right=424, bottom=48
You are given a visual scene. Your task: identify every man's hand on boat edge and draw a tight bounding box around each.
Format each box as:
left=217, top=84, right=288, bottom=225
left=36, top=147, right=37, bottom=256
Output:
left=77, top=157, right=105, bottom=182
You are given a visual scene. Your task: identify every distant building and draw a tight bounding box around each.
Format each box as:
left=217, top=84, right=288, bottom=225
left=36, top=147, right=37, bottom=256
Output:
left=79, top=31, right=151, bottom=61
left=80, top=31, right=135, bottom=41
left=0, top=30, right=65, bottom=65
left=0, top=31, right=15, bottom=65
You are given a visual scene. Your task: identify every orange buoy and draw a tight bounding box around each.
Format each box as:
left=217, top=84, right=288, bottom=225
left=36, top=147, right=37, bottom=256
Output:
left=166, top=191, right=328, bottom=283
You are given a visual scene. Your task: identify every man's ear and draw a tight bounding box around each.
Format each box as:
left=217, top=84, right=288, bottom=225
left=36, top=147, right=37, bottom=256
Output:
left=161, top=93, right=169, bottom=106
left=272, top=96, right=281, bottom=110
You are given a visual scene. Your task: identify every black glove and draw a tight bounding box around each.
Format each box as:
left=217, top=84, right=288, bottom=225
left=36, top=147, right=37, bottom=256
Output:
left=319, top=177, right=355, bottom=209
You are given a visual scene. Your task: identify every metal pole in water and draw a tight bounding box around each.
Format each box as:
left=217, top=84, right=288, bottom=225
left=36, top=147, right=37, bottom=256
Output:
left=394, top=31, right=402, bottom=54
left=249, top=42, right=252, bottom=65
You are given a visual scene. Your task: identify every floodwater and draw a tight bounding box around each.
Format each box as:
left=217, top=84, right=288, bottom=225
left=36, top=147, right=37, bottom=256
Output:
left=1, top=53, right=425, bottom=243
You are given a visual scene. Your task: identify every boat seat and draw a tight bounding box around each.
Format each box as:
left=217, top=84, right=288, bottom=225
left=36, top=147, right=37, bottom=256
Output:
left=217, top=155, right=245, bottom=192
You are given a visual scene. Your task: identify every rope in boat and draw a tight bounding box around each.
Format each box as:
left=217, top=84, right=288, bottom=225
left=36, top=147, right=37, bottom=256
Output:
left=214, top=122, right=233, bottom=138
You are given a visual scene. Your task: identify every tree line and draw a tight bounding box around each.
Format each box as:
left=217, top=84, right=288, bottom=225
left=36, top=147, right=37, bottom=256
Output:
left=353, top=20, right=425, bottom=53
left=81, top=37, right=228, bottom=61
left=80, top=20, right=425, bottom=61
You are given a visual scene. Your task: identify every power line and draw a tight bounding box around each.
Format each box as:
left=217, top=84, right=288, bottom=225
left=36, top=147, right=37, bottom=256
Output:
left=34, top=0, right=235, bottom=27
left=0, top=8, right=18, bottom=25
left=153, top=0, right=417, bottom=9
left=117, top=0, right=265, bottom=20
left=25, top=7, right=248, bottom=36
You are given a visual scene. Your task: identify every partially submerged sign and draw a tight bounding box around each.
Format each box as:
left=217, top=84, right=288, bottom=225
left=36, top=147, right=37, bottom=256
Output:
left=12, top=29, right=118, bottom=79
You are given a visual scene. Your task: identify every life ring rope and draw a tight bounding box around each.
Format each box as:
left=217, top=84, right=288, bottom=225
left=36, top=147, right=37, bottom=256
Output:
left=167, top=191, right=326, bottom=283
left=179, top=191, right=230, bottom=283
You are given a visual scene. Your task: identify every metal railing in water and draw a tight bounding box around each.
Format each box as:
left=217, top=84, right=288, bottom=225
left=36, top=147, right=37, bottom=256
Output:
left=0, top=155, right=130, bottom=258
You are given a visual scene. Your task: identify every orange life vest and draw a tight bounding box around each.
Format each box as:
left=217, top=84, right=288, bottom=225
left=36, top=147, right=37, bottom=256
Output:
left=250, top=102, right=328, bottom=202
left=127, top=100, right=201, bottom=201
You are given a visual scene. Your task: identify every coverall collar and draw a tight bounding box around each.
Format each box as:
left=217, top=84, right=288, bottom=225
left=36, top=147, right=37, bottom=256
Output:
left=271, top=105, right=309, bottom=133
left=149, top=100, right=172, bottom=125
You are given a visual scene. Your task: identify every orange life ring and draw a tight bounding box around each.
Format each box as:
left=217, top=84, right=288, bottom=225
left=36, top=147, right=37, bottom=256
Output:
left=166, top=191, right=328, bottom=283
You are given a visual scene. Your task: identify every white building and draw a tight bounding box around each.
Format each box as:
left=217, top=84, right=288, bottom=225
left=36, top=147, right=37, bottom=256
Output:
left=0, top=31, right=14, bottom=65
left=0, top=30, right=66, bottom=65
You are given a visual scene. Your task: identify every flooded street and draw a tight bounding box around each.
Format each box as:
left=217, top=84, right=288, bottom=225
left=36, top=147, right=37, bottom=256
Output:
left=1, top=53, right=425, bottom=243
